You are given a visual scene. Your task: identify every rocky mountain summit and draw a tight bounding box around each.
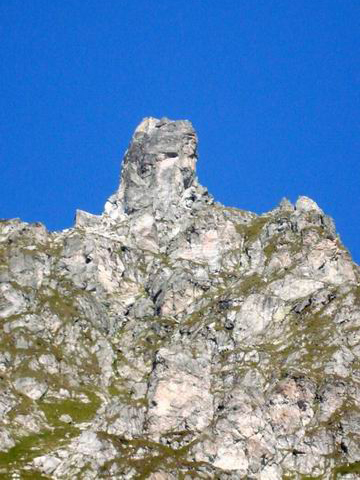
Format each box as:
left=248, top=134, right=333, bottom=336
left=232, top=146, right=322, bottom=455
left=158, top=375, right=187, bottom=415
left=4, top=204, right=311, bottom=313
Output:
left=0, top=117, right=359, bottom=479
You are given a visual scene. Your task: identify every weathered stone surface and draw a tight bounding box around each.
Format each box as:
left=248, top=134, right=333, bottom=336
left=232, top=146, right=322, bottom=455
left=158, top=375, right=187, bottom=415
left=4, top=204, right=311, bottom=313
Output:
left=0, top=118, right=359, bottom=479
left=13, top=377, right=48, bottom=400
left=0, top=430, right=15, bottom=452
left=146, top=347, right=213, bottom=437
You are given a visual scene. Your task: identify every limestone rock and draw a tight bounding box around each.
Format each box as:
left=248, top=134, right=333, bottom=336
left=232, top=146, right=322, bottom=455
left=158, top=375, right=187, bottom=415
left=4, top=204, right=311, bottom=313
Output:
left=0, top=118, right=359, bottom=479
left=13, top=377, right=48, bottom=400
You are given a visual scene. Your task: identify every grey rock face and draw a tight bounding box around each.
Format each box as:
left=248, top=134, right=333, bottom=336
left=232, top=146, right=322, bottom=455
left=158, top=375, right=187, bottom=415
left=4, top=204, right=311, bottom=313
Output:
left=146, top=347, right=214, bottom=438
left=13, top=377, right=48, bottom=400
left=107, top=118, right=201, bottom=217
left=0, top=118, right=359, bottom=479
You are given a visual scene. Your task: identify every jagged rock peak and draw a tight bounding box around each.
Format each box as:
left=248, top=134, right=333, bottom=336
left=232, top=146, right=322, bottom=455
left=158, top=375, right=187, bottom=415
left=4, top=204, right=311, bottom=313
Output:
left=1, top=118, right=360, bottom=479
left=104, top=117, right=212, bottom=220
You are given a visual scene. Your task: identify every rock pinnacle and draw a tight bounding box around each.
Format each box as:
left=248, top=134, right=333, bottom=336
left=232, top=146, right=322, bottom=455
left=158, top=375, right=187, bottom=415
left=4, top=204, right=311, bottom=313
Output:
left=111, top=117, right=201, bottom=218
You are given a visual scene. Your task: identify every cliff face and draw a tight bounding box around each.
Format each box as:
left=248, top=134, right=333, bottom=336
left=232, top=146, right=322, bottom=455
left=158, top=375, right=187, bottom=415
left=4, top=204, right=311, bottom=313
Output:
left=0, top=118, right=359, bottom=479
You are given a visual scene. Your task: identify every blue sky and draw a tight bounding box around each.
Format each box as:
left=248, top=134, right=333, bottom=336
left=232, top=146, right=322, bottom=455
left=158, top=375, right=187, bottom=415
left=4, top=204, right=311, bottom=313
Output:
left=1, top=1, right=359, bottom=263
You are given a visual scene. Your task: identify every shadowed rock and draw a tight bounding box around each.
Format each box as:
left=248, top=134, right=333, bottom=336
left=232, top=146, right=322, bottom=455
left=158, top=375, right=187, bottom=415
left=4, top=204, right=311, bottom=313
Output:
left=104, top=117, right=210, bottom=221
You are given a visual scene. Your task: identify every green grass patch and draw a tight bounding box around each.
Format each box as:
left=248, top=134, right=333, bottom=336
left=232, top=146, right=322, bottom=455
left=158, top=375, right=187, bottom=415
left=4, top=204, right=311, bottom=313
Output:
left=99, top=434, right=206, bottom=479
left=235, top=216, right=269, bottom=243
left=236, top=273, right=265, bottom=296
left=0, top=427, right=76, bottom=476
left=333, top=461, right=360, bottom=477
left=39, top=390, right=101, bottom=426
left=38, top=288, right=78, bottom=319
left=0, top=391, right=100, bottom=477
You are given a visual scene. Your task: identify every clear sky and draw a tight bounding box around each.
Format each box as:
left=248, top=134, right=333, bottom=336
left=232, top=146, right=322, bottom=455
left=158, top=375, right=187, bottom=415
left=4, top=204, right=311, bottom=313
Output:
left=1, top=1, right=359, bottom=263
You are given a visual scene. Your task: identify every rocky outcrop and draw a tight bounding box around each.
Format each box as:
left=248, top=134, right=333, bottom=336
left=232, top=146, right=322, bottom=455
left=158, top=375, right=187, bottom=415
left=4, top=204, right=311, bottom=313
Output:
left=0, top=117, right=359, bottom=479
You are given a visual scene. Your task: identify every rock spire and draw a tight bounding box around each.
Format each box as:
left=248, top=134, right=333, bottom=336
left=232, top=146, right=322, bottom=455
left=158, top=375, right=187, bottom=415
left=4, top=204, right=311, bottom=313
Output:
left=105, top=117, right=210, bottom=221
